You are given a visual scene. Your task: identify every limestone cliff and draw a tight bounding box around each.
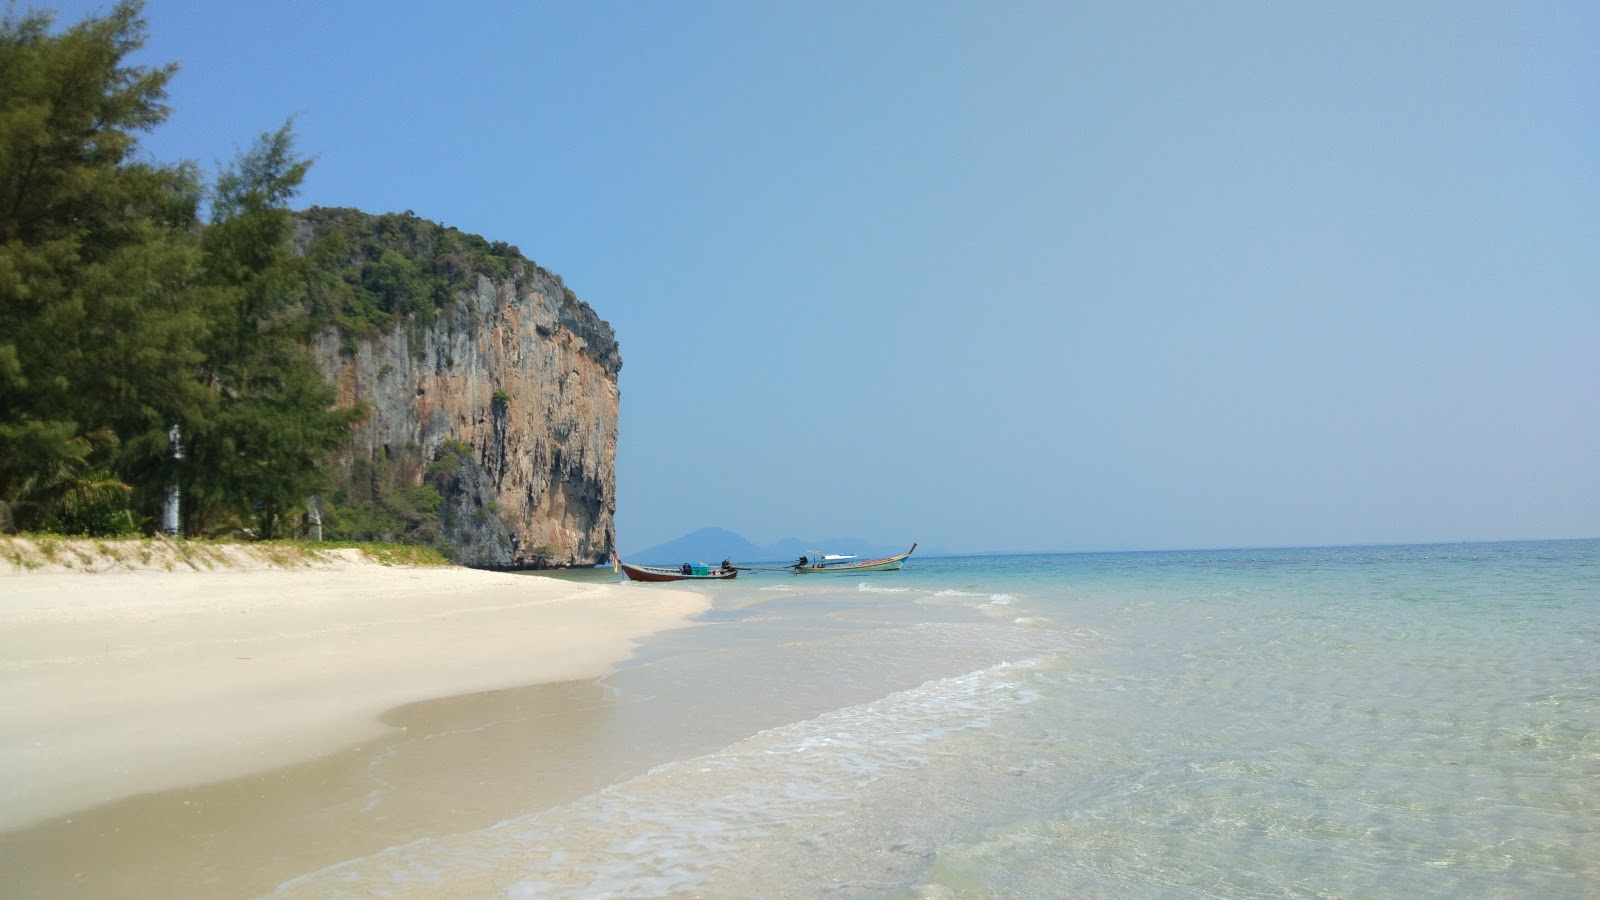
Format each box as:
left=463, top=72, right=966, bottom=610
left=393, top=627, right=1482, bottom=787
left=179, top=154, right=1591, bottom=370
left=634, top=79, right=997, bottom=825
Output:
left=296, top=209, right=619, bottom=568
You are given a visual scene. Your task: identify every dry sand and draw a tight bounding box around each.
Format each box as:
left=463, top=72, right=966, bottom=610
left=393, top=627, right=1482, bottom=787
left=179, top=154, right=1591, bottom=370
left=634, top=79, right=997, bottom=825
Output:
left=0, top=539, right=708, bottom=834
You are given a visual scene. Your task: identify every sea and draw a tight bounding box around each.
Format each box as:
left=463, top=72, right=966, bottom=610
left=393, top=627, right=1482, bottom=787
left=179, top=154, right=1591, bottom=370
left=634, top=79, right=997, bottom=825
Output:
left=278, top=539, right=1598, bottom=898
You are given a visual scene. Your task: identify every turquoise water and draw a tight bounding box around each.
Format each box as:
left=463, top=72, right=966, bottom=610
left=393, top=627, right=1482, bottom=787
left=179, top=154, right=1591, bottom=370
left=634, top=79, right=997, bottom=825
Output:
left=280, top=540, right=1598, bottom=898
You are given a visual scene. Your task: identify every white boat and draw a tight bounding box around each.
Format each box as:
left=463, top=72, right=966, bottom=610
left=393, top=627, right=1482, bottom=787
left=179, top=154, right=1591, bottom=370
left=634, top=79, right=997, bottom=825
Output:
left=792, top=544, right=916, bottom=573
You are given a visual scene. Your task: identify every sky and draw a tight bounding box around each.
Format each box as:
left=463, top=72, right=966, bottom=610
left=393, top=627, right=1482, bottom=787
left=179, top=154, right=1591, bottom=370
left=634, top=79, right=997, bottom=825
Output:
left=40, top=1, right=1600, bottom=553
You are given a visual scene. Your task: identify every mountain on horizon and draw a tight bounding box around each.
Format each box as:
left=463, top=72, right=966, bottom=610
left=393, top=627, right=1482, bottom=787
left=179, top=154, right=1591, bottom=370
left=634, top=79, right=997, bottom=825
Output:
left=623, top=527, right=916, bottom=566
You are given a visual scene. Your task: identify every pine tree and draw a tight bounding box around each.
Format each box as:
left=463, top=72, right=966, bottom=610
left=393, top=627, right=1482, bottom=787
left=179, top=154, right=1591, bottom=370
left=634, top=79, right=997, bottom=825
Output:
left=181, top=126, right=361, bottom=538
left=1, top=3, right=358, bottom=538
left=0, top=1, right=207, bottom=533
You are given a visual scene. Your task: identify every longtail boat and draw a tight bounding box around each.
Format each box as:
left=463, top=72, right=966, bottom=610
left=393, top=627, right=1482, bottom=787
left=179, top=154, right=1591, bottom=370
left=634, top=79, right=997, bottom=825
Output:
left=792, top=543, right=916, bottom=573
left=614, top=553, right=738, bottom=582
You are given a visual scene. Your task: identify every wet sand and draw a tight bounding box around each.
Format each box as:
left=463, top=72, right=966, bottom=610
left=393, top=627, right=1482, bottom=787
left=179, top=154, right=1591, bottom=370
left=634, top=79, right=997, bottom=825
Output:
left=2, top=680, right=679, bottom=898
left=0, top=544, right=706, bottom=897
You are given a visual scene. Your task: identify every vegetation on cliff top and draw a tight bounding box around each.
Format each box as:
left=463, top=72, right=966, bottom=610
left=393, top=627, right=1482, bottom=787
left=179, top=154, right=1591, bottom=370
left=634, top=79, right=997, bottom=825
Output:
left=294, top=206, right=538, bottom=348
left=290, top=205, right=618, bottom=376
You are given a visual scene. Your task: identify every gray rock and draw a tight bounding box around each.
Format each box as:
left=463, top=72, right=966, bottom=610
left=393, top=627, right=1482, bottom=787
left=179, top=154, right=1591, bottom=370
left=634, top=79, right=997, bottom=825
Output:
left=301, top=214, right=619, bottom=569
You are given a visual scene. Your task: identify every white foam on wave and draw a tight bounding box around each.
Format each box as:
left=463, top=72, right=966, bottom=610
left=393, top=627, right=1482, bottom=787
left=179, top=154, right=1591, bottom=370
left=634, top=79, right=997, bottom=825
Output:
left=855, top=582, right=911, bottom=593
left=973, top=593, right=1021, bottom=619
left=274, top=656, right=1055, bottom=898
left=928, top=589, right=1024, bottom=614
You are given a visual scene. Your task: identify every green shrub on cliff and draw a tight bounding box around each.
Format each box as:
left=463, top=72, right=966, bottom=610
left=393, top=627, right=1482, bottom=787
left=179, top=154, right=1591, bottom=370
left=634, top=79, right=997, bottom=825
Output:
left=295, top=207, right=534, bottom=351
left=321, top=451, right=444, bottom=546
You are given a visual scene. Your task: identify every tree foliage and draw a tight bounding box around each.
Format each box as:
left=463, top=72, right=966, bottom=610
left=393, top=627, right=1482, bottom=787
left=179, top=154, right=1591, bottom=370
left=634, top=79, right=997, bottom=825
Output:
left=296, top=206, right=531, bottom=350
left=0, top=2, right=359, bottom=537
left=180, top=124, right=362, bottom=539
left=322, top=450, right=447, bottom=552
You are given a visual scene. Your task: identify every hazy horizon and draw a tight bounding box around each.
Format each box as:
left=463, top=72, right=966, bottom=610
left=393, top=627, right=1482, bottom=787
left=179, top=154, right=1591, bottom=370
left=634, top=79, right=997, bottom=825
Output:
left=631, top=525, right=1596, bottom=561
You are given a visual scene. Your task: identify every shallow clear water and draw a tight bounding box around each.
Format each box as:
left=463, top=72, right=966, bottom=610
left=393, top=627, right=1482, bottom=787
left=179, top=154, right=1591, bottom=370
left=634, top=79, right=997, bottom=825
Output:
left=278, top=540, right=1599, bottom=898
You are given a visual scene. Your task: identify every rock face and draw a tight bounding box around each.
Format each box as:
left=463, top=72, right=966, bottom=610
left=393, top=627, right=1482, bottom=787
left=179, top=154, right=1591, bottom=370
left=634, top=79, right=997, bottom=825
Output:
left=302, top=219, right=620, bottom=569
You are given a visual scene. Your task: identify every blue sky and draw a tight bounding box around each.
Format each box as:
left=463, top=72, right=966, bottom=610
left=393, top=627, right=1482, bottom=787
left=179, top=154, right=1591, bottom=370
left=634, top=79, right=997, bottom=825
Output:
left=44, top=1, right=1599, bottom=552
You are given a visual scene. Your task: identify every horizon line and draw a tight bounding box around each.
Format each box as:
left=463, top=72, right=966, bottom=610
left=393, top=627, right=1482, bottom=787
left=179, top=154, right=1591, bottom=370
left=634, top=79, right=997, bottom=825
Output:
left=624, top=532, right=1597, bottom=559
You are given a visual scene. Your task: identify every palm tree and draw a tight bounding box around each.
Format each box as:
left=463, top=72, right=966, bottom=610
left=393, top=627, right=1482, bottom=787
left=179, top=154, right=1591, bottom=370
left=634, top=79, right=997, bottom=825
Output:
left=0, top=429, right=132, bottom=534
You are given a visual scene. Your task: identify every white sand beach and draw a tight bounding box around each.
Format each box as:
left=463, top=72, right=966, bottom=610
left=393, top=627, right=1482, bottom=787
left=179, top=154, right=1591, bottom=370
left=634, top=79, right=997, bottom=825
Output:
left=0, top=540, right=707, bottom=834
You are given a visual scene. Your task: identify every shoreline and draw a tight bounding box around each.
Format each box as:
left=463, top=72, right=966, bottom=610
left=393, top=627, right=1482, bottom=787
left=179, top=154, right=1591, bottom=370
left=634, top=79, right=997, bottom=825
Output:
left=0, top=541, right=708, bottom=833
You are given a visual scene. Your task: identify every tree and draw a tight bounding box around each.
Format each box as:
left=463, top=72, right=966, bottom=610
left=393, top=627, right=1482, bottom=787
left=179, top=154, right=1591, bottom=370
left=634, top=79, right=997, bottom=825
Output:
left=180, top=125, right=361, bottom=538
left=0, top=0, right=208, bottom=533
left=0, top=423, right=129, bottom=535
left=1, top=4, right=359, bottom=538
